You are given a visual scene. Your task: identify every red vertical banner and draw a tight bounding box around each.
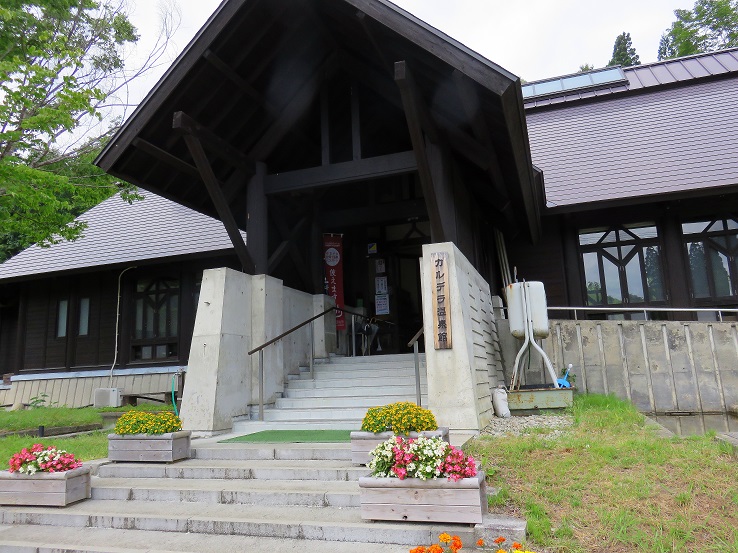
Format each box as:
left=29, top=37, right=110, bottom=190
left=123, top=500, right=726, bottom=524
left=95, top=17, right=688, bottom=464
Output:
left=323, top=234, right=346, bottom=330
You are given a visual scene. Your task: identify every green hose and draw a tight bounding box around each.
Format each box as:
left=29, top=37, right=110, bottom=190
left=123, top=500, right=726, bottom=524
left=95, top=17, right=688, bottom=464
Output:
left=171, top=374, right=179, bottom=417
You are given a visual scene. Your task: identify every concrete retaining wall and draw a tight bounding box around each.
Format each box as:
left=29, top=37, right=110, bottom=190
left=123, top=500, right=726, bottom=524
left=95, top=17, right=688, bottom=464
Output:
left=498, top=319, right=738, bottom=415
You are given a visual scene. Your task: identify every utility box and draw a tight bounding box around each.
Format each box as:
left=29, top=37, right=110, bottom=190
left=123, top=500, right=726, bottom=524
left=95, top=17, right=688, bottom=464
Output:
left=93, top=387, right=122, bottom=408
left=507, top=281, right=549, bottom=339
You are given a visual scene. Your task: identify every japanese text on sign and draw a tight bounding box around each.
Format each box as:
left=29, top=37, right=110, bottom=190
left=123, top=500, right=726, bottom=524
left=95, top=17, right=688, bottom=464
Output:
left=430, top=252, right=452, bottom=349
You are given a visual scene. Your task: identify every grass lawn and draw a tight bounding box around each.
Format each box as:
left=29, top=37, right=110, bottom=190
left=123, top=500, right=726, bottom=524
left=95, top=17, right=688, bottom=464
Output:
left=465, top=394, right=738, bottom=553
left=0, top=407, right=103, bottom=433
left=0, top=432, right=109, bottom=465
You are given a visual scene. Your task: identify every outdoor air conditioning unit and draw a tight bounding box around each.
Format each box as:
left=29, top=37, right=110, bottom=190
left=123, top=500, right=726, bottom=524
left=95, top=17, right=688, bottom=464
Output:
left=94, top=387, right=122, bottom=408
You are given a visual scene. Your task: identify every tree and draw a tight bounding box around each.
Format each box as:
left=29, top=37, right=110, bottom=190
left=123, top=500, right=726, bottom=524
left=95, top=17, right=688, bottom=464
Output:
left=0, top=0, right=176, bottom=261
left=658, top=0, right=738, bottom=60
left=608, top=32, right=641, bottom=67
left=578, top=63, right=594, bottom=72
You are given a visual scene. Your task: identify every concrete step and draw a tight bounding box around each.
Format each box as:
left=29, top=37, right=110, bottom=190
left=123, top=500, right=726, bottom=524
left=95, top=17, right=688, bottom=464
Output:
left=0, top=501, right=479, bottom=546
left=95, top=459, right=369, bottom=481
left=232, top=419, right=363, bottom=432
left=0, top=525, right=417, bottom=552
left=258, top=406, right=368, bottom=421
left=284, top=384, right=427, bottom=398
left=306, top=368, right=427, bottom=380
left=317, top=353, right=421, bottom=365
left=274, top=394, right=427, bottom=409
left=286, top=375, right=425, bottom=389
left=306, top=360, right=423, bottom=372
left=91, top=477, right=360, bottom=507
left=192, top=442, right=351, bottom=461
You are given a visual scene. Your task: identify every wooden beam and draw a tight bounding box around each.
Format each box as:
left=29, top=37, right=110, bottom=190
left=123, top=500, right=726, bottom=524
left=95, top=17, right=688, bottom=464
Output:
left=351, top=82, right=362, bottom=161
left=182, top=134, right=255, bottom=274
left=320, top=87, right=330, bottom=166
left=247, top=163, right=268, bottom=274
left=248, top=53, right=339, bottom=160
left=269, top=205, right=312, bottom=290
left=355, top=11, right=393, bottom=73
left=320, top=199, right=426, bottom=228
left=203, top=49, right=278, bottom=114
left=268, top=216, right=310, bottom=273
left=395, top=60, right=445, bottom=242
left=131, top=138, right=200, bottom=180
left=264, top=151, right=417, bottom=194
left=173, top=111, right=255, bottom=175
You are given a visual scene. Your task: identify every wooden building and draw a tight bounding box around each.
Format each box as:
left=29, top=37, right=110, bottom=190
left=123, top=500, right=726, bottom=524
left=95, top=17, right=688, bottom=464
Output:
left=1, top=0, right=738, bottom=385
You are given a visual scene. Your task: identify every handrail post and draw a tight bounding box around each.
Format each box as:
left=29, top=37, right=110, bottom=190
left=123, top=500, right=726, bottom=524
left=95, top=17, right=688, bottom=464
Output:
left=309, top=321, right=315, bottom=379
left=351, top=314, right=356, bottom=357
left=414, top=341, right=421, bottom=407
left=258, top=349, right=264, bottom=422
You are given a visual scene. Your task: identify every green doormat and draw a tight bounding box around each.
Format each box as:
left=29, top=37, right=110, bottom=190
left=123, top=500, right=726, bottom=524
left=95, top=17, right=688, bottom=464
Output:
left=219, top=430, right=352, bottom=443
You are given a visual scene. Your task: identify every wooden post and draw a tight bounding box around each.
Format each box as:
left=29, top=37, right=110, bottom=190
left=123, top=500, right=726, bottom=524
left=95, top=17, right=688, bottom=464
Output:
left=247, top=163, right=268, bottom=274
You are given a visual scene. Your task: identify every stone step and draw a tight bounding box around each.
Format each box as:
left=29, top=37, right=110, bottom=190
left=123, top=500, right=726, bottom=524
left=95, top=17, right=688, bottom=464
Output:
left=316, top=353, right=421, bottom=365
left=306, top=361, right=423, bottom=373
left=286, top=375, right=425, bottom=389
left=192, top=442, right=351, bottom=461
left=0, top=525, right=416, bottom=553
left=232, top=419, right=363, bottom=432
left=305, top=368, right=427, bottom=380
left=95, top=459, right=369, bottom=481
left=283, top=384, right=427, bottom=398
left=91, top=477, right=360, bottom=507
left=258, top=406, right=368, bottom=421
left=0, top=500, right=480, bottom=546
left=274, top=394, right=427, bottom=409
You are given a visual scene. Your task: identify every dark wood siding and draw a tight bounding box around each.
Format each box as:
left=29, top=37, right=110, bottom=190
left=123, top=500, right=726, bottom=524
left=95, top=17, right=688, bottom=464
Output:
left=24, top=282, right=50, bottom=370
left=506, top=217, right=568, bottom=307
left=0, top=305, right=18, bottom=374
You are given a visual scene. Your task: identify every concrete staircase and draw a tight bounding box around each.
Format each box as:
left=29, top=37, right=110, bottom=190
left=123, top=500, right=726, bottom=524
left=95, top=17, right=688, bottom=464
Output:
left=0, top=441, right=525, bottom=552
left=235, top=353, right=429, bottom=431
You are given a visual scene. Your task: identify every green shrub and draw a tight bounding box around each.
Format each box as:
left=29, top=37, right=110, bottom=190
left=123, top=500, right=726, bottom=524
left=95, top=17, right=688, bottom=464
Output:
left=113, top=411, right=182, bottom=435
left=360, top=401, right=437, bottom=434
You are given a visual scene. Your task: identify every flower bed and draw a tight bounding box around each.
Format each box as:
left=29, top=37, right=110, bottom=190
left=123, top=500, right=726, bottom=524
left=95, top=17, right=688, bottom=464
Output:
left=108, top=411, right=190, bottom=462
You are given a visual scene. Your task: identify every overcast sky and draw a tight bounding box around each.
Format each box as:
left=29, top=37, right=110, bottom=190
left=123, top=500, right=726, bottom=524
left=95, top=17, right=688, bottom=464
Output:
left=124, top=0, right=689, bottom=106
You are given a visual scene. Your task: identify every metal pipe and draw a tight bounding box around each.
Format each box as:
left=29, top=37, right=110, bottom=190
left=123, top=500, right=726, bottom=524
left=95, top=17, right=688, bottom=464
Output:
left=108, top=266, right=137, bottom=388
left=258, top=349, right=264, bottom=422
left=309, top=321, right=314, bottom=380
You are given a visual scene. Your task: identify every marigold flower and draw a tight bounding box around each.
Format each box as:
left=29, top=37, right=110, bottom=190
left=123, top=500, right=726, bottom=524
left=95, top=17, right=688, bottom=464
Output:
left=438, top=533, right=451, bottom=543
left=512, top=543, right=522, bottom=549
left=477, top=538, right=486, bottom=547
left=494, top=536, right=506, bottom=544
left=428, top=545, right=443, bottom=553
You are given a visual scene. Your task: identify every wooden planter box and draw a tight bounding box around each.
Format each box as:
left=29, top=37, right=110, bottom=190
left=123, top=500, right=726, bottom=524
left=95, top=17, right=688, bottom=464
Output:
left=0, top=466, right=91, bottom=507
left=359, top=470, right=486, bottom=524
left=108, top=430, right=191, bottom=462
left=350, top=427, right=449, bottom=465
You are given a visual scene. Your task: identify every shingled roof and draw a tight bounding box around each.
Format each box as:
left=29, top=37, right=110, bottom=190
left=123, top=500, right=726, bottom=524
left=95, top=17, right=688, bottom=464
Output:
left=525, top=48, right=738, bottom=211
left=0, top=193, right=241, bottom=283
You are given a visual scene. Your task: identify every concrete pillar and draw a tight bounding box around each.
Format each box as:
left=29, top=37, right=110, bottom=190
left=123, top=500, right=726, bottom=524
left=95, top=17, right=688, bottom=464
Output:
left=180, top=268, right=253, bottom=434
left=312, top=295, right=337, bottom=359
left=249, top=274, right=284, bottom=406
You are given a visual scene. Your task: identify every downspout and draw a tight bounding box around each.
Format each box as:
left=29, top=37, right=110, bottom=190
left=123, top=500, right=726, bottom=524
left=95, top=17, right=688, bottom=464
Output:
left=108, top=266, right=137, bottom=387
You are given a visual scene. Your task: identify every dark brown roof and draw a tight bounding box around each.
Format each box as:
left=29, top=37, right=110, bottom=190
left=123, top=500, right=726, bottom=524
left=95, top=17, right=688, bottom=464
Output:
left=525, top=50, right=738, bottom=211
left=0, top=193, right=241, bottom=282
left=524, top=48, right=738, bottom=109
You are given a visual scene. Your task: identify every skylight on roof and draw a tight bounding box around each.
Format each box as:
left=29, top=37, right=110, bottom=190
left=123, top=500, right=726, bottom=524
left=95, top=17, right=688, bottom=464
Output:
left=522, top=67, right=628, bottom=99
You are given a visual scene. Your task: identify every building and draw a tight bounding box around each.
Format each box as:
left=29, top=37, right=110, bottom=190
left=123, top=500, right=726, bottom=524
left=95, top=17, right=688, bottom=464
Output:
left=1, top=1, right=737, bottom=428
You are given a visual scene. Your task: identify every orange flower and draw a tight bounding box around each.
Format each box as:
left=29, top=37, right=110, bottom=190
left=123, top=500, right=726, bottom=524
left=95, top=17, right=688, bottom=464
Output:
left=494, top=536, right=506, bottom=544
left=429, top=545, right=444, bottom=553
left=410, top=547, right=427, bottom=553
left=451, top=536, right=463, bottom=551
left=439, top=533, right=452, bottom=544
left=477, top=538, right=486, bottom=547
left=496, top=550, right=506, bottom=553
left=512, top=543, right=522, bottom=549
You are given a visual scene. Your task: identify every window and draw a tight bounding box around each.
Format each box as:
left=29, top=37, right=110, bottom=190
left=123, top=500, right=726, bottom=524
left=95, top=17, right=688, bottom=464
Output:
left=131, top=277, right=179, bottom=361
left=56, top=299, right=69, bottom=338
left=682, top=217, right=738, bottom=302
left=78, top=297, right=90, bottom=336
left=579, top=224, right=666, bottom=314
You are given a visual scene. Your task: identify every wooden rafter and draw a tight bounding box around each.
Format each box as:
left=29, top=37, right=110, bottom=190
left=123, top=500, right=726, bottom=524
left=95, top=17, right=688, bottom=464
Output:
left=181, top=133, right=255, bottom=274
left=395, top=60, right=445, bottom=242
left=268, top=216, right=310, bottom=273
left=131, top=138, right=200, bottom=180
left=269, top=202, right=312, bottom=289
left=173, top=111, right=255, bottom=175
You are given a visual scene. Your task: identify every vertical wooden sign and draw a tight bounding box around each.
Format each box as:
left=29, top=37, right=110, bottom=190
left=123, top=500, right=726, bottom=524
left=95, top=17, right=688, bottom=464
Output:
left=431, top=252, right=452, bottom=349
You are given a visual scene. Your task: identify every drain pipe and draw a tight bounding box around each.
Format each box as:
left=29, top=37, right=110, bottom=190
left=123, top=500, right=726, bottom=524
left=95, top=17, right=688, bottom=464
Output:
left=108, top=266, right=137, bottom=387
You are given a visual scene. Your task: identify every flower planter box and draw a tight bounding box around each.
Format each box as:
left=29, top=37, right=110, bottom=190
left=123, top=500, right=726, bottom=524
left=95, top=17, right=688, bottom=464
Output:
left=350, top=427, right=450, bottom=465
left=358, top=470, right=486, bottom=524
left=0, top=466, right=91, bottom=507
left=107, top=430, right=191, bottom=462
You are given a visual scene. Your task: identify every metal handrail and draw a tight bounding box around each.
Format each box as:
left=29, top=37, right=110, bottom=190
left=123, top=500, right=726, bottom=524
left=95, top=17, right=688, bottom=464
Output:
left=247, top=305, right=387, bottom=421
left=407, top=326, right=424, bottom=407
left=547, top=305, right=738, bottom=322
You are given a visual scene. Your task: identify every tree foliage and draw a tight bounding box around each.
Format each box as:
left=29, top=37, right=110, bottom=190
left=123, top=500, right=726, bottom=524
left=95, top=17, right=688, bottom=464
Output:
left=0, top=0, right=175, bottom=261
left=608, top=32, right=641, bottom=67
left=578, top=63, right=594, bottom=73
left=658, top=0, right=738, bottom=60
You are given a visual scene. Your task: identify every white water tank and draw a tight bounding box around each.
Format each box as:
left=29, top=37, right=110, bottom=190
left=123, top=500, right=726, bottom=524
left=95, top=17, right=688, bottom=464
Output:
left=507, top=281, right=550, bottom=339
